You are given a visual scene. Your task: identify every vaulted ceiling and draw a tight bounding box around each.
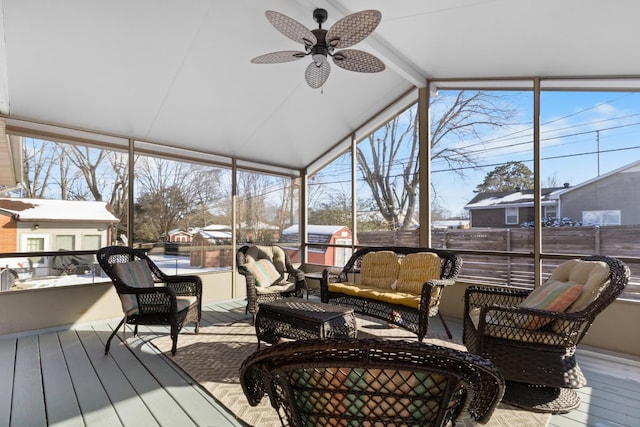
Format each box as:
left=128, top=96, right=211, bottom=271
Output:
left=1, top=0, right=639, bottom=171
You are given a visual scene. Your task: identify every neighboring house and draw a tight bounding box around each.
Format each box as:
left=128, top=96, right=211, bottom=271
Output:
left=465, top=160, right=640, bottom=228
left=465, top=187, right=565, bottom=228
left=279, top=225, right=354, bottom=266
left=168, top=229, right=193, bottom=243
left=553, top=160, right=640, bottom=226
left=0, top=198, right=119, bottom=252
left=0, top=198, right=119, bottom=277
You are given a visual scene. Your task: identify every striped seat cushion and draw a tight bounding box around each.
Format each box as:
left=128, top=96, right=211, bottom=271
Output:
left=112, top=259, right=155, bottom=316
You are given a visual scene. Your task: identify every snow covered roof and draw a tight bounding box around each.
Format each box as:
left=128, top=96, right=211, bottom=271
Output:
left=0, top=198, right=119, bottom=222
left=282, top=224, right=349, bottom=235
left=465, top=188, right=564, bottom=210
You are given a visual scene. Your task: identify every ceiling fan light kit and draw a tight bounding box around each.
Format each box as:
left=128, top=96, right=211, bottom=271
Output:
left=251, top=8, right=385, bottom=89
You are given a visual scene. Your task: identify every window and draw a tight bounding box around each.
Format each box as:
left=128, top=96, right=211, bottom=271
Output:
left=83, top=235, right=101, bottom=250
left=134, top=151, right=233, bottom=272
left=26, top=237, right=44, bottom=252
left=582, top=210, right=621, bottom=226
left=544, top=205, right=557, bottom=219
left=55, top=235, right=75, bottom=250
left=505, top=207, right=519, bottom=225
left=307, top=151, right=353, bottom=266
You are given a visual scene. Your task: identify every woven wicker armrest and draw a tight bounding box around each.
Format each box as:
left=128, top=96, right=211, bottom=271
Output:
left=165, top=275, right=202, bottom=296
left=288, top=266, right=306, bottom=283
left=322, top=266, right=345, bottom=283
left=129, top=286, right=178, bottom=314
left=419, top=278, right=454, bottom=307
left=465, top=285, right=530, bottom=309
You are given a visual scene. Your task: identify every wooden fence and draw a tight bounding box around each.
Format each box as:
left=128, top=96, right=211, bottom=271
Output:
left=357, top=226, right=640, bottom=300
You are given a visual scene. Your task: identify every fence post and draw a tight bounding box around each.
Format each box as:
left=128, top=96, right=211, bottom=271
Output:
left=506, top=228, right=512, bottom=284
left=595, top=226, right=601, bottom=254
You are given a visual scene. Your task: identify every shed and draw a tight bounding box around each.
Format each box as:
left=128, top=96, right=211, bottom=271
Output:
left=190, top=229, right=232, bottom=268
left=279, top=225, right=354, bottom=266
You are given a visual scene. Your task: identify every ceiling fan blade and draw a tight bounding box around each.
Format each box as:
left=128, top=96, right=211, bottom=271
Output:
left=251, top=51, right=306, bottom=64
left=332, top=49, right=385, bottom=73
left=305, top=60, right=331, bottom=89
left=326, top=10, right=381, bottom=49
left=265, top=10, right=317, bottom=47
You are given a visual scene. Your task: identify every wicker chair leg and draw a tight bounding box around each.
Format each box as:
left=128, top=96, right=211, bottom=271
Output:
left=438, top=311, right=453, bottom=339
left=105, top=317, right=126, bottom=355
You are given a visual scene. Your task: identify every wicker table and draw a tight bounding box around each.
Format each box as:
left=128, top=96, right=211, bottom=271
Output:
left=255, top=298, right=357, bottom=347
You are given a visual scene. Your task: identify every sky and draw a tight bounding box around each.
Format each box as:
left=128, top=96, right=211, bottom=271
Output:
left=430, top=89, right=640, bottom=216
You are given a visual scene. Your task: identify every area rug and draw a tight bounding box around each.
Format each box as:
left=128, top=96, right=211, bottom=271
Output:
left=151, top=317, right=551, bottom=427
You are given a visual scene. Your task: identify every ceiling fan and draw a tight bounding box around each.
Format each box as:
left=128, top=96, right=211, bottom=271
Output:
left=251, top=8, right=385, bottom=89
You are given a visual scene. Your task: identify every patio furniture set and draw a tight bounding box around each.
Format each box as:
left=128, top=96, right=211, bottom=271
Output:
left=97, top=243, right=630, bottom=426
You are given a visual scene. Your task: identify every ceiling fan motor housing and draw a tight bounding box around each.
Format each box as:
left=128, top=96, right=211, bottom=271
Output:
left=313, top=8, right=328, bottom=26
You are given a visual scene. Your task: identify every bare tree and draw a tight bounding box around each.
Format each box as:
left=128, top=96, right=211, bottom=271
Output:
left=356, top=91, right=518, bottom=230
left=134, top=156, right=199, bottom=241
left=22, top=138, right=59, bottom=198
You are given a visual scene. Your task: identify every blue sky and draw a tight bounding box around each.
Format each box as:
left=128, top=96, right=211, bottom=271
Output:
left=430, top=90, right=640, bottom=216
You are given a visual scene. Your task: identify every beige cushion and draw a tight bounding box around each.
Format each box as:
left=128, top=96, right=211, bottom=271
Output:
left=244, top=245, right=287, bottom=275
left=550, top=259, right=610, bottom=313
left=360, top=251, right=400, bottom=289
left=255, top=282, right=296, bottom=294
left=395, top=252, right=441, bottom=295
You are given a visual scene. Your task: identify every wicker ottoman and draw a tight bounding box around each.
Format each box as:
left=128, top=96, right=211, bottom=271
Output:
left=255, top=298, right=357, bottom=347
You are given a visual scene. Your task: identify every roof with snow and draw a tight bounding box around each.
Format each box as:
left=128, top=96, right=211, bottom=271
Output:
left=0, top=198, right=119, bottom=222
left=282, top=225, right=349, bottom=235
left=465, top=188, right=565, bottom=210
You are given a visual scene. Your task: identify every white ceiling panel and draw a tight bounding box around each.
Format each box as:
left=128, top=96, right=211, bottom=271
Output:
left=1, top=0, right=638, bottom=169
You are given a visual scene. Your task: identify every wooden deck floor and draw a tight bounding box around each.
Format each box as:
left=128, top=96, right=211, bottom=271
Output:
left=1, top=298, right=638, bottom=427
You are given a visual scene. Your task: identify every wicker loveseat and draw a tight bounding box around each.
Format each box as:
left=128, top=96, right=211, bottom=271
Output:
left=463, top=255, right=630, bottom=413
left=240, top=338, right=505, bottom=427
left=320, top=246, right=462, bottom=341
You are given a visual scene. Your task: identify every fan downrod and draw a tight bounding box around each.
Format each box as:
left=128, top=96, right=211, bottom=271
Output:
left=313, top=8, right=328, bottom=26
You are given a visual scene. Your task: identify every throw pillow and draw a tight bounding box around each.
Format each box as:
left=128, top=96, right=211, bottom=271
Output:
left=240, top=259, right=282, bottom=287
left=518, top=279, right=583, bottom=329
left=112, top=259, right=155, bottom=316
left=396, top=252, right=441, bottom=295
left=360, top=251, right=400, bottom=289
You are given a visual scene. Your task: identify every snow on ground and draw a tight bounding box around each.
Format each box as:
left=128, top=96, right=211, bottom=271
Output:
left=8, top=255, right=229, bottom=290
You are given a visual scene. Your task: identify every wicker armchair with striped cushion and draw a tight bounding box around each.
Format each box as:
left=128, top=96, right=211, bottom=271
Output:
left=240, top=338, right=505, bottom=427
left=97, top=246, right=202, bottom=356
left=463, top=255, right=630, bottom=413
left=237, top=245, right=305, bottom=324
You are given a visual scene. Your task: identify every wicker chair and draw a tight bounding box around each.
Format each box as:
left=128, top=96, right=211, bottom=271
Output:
left=236, top=245, right=305, bottom=324
left=463, top=255, right=630, bottom=413
left=240, top=337, right=504, bottom=427
left=97, top=246, right=202, bottom=356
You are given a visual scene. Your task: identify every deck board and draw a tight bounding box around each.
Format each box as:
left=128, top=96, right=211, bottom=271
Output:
left=77, top=329, right=159, bottom=426
left=0, top=338, right=16, bottom=427
left=11, top=335, right=47, bottom=427
left=39, top=332, right=84, bottom=427
left=57, top=330, right=122, bottom=427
